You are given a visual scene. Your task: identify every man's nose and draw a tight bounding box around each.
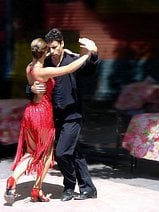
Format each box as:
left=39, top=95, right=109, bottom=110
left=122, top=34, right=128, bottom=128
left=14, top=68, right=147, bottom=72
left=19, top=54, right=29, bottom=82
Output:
left=50, top=48, right=54, bottom=54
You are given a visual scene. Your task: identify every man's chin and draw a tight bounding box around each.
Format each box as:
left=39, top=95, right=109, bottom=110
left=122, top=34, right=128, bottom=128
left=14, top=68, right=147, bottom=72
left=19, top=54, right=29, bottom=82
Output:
left=51, top=55, right=58, bottom=59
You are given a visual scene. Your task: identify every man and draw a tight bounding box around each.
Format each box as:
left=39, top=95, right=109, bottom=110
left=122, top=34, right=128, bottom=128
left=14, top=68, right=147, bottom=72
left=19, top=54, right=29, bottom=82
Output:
left=31, top=28, right=99, bottom=201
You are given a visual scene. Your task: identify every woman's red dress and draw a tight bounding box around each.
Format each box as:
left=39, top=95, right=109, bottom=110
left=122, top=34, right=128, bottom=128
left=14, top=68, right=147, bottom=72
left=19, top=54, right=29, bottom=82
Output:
left=11, top=78, right=55, bottom=176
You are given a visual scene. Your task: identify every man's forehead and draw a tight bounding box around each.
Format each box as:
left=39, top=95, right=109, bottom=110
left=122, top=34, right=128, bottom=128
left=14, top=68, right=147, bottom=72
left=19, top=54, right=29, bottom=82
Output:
left=48, top=40, right=60, bottom=47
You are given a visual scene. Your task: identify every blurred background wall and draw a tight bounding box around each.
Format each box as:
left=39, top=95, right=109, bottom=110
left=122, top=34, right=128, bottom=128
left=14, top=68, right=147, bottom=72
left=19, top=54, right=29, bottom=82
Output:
left=1, top=0, right=159, bottom=156
left=0, top=0, right=159, bottom=103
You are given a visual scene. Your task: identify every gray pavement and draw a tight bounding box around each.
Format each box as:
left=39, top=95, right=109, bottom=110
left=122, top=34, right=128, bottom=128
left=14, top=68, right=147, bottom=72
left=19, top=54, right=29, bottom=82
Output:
left=1, top=158, right=159, bottom=211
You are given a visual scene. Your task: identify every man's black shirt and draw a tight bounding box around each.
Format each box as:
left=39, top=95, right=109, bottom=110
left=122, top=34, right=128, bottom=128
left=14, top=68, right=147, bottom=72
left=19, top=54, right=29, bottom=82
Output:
left=44, top=52, right=99, bottom=121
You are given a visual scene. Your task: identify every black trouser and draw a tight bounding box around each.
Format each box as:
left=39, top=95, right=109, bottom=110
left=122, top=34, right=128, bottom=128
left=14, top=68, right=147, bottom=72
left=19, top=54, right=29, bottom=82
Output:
left=55, top=119, right=96, bottom=192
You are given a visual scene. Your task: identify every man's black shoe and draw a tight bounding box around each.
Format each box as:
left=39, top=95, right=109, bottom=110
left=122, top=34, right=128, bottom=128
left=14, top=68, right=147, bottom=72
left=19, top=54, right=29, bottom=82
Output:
left=61, top=189, right=74, bottom=201
left=74, top=189, right=97, bottom=200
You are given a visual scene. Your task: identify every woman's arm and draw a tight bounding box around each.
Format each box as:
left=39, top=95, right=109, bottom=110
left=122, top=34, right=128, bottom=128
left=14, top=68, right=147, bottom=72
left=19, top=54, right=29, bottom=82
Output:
left=33, top=38, right=96, bottom=82
left=64, top=48, right=80, bottom=57
left=35, top=54, right=90, bottom=81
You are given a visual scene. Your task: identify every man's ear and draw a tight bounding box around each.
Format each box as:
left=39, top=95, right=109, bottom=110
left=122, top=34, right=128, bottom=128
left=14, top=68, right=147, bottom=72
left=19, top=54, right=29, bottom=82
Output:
left=61, top=41, right=64, bottom=48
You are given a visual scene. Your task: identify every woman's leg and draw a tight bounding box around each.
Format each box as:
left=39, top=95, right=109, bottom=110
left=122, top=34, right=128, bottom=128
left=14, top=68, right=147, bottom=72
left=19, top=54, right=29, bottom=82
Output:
left=13, top=153, right=33, bottom=183
left=4, top=153, right=33, bottom=205
left=33, top=146, right=53, bottom=189
left=31, top=146, right=53, bottom=202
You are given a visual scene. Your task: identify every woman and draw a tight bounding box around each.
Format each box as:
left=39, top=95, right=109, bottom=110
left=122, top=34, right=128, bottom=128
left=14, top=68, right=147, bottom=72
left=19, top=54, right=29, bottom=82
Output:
left=4, top=37, right=93, bottom=205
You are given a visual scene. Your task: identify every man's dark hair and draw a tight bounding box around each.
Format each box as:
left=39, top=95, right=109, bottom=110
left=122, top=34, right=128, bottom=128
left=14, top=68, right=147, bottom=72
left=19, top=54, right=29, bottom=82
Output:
left=45, top=28, right=64, bottom=43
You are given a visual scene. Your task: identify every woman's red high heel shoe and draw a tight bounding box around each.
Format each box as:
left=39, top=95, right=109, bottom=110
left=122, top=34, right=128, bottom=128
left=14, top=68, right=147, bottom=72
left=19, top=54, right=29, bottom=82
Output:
left=4, top=176, right=16, bottom=205
left=31, top=188, right=50, bottom=202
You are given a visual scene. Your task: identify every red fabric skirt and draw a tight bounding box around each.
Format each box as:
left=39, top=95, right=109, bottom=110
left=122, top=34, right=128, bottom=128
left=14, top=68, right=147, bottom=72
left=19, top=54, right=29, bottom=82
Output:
left=11, top=95, right=55, bottom=177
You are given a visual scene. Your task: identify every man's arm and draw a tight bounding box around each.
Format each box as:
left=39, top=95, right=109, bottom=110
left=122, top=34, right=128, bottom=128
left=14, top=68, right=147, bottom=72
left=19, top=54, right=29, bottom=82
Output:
left=26, top=84, right=34, bottom=100
left=79, top=52, right=100, bottom=76
left=90, top=53, right=100, bottom=65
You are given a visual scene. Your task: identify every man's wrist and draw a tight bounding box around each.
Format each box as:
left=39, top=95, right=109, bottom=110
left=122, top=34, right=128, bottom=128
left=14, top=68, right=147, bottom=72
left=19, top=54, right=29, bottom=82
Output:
left=90, top=53, right=98, bottom=62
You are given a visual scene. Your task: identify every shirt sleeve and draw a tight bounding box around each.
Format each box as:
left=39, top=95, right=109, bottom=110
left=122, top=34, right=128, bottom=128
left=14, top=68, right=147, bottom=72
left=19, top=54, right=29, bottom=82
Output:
left=90, top=53, right=100, bottom=65
left=26, top=84, right=34, bottom=100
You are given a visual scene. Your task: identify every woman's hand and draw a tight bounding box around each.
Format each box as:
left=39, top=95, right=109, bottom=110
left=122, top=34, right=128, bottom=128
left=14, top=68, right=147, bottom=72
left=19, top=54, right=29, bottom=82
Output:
left=31, top=81, right=47, bottom=94
left=79, top=38, right=98, bottom=54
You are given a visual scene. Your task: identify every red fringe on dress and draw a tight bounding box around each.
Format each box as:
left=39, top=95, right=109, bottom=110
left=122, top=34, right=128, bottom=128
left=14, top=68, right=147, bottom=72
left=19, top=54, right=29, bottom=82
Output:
left=11, top=78, right=55, bottom=177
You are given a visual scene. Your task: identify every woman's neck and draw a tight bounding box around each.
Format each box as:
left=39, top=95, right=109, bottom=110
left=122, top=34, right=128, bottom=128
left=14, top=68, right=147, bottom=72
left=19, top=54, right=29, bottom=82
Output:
left=31, top=58, right=44, bottom=68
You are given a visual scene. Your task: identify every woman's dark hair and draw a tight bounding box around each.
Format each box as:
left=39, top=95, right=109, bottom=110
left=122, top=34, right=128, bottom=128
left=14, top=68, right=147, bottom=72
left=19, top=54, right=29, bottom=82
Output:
left=45, top=28, right=64, bottom=43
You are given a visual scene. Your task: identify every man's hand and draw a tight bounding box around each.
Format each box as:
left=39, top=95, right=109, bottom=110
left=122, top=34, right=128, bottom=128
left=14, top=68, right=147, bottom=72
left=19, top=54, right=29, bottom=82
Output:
left=79, top=38, right=98, bottom=55
left=31, top=81, right=47, bottom=94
